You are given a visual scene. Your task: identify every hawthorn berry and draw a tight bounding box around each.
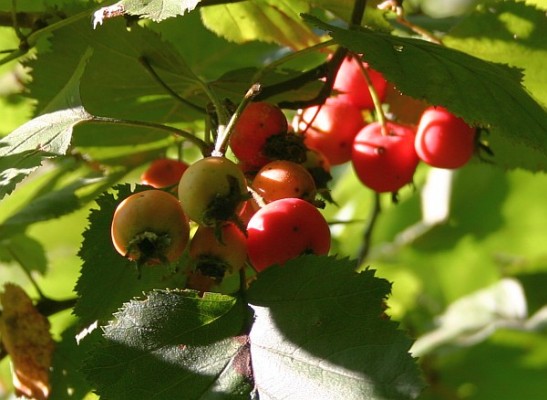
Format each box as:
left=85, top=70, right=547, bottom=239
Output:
left=229, top=101, right=289, bottom=171
left=187, top=222, right=248, bottom=290
left=178, top=156, right=249, bottom=227
left=246, top=198, right=331, bottom=272
left=415, top=106, right=476, bottom=169
left=251, top=160, right=317, bottom=204
left=140, top=158, right=188, bottom=189
left=333, top=55, right=387, bottom=110
left=352, top=122, right=420, bottom=193
left=110, top=189, right=190, bottom=265
left=295, top=99, right=366, bottom=165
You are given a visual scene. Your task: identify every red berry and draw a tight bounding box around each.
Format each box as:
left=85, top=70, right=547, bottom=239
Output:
left=246, top=198, right=331, bottom=272
left=230, top=102, right=288, bottom=171
left=141, top=158, right=188, bottom=189
left=333, top=55, right=387, bottom=110
left=415, top=106, right=476, bottom=169
left=351, top=122, right=419, bottom=193
left=296, top=99, right=366, bottom=165
left=251, top=160, right=317, bottom=204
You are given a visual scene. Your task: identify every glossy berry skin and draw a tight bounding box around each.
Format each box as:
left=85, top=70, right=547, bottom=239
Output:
left=251, top=160, right=317, bottom=204
left=246, top=198, right=331, bottom=272
left=296, top=99, right=366, bottom=165
left=229, top=101, right=288, bottom=171
left=111, top=190, right=190, bottom=265
left=141, top=158, right=188, bottom=189
left=333, top=55, right=387, bottom=110
left=178, top=156, right=248, bottom=227
left=415, top=106, right=476, bottom=169
left=352, top=122, right=420, bottom=193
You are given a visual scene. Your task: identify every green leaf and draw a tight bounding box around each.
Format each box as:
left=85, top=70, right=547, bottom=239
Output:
left=0, top=234, right=47, bottom=274
left=305, top=15, right=547, bottom=172
left=121, top=0, right=201, bottom=22
left=27, top=18, right=201, bottom=124
left=247, top=255, right=424, bottom=400
left=200, top=0, right=320, bottom=50
left=0, top=48, right=93, bottom=200
left=83, top=290, right=252, bottom=400
left=74, top=184, right=186, bottom=325
left=445, top=1, right=547, bottom=107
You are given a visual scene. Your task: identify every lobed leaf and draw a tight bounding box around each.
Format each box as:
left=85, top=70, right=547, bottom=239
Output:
left=247, top=255, right=425, bottom=400
left=83, top=289, right=252, bottom=399
left=305, top=15, right=547, bottom=172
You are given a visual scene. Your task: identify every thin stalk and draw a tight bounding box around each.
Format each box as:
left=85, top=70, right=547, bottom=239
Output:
left=11, top=0, right=25, bottom=41
left=138, top=56, right=206, bottom=115
left=25, top=9, right=91, bottom=47
left=7, top=245, right=46, bottom=299
left=357, top=191, right=382, bottom=265
left=355, top=55, right=389, bottom=135
left=212, top=83, right=261, bottom=156
left=252, top=39, right=336, bottom=83
left=350, top=0, right=368, bottom=26
left=377, top=0, right=443, bottom=45
left=87, top=115, right=211, bottom=156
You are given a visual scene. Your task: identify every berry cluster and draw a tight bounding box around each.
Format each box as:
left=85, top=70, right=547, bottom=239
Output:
left=110, top=53, right=477, bottom=292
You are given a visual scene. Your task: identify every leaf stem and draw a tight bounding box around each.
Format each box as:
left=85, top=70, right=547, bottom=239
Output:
left=357, top=191, right=382, bottom=265
left=212, top=83, right=261, bottom=157
left=252, top=39, right=336, bottom=84
left=6, top=245, right=46, bottom=300
left=354, top=54, right=389, bottom=135
left=138, top=56, right=206, bottom=115
left=378, top=0, right=443, bottom=45
left=11, top=0, right=26, bottom=41
left=87, top=115, right=211, bottom=156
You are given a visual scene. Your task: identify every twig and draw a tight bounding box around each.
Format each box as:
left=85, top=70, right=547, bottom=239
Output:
left=212, top=83, right=261, bottom=156
left=87, top=115, right=212, bottom=156
left=357, top=191, right=382, bottom=264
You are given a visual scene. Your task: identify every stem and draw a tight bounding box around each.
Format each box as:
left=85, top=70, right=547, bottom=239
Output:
left=357, top=191, right=382, bottom=265
left=138, top=56, right=206, bottom=115
left=212, top=83, right=261, bottom=156
left=26, top=9, right=91, bottom=47
left=377, top=0, right=443, bottom=45
left=355, top=54, right=389, bottom=135
left=252, top=39, right=336, bottom=84
left=198, top=79, right=229, bottom=129
left=350, top=0, right=368, bottom=26
left=87, top=115, right=211, bottom=156
left=7, top=245, right=46, bottom=299
left=11, top=0, right=26, bottom=41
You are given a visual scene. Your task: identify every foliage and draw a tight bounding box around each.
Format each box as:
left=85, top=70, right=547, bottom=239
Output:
left=1, top=0, right=546, bottom=399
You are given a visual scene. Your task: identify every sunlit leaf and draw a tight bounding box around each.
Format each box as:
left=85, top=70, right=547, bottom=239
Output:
left=0, top=48, right=93, bottom=200
left=122, top=0, right=201, bottom=22
left=445, top=1, right=547, bottom=107
left=247, top=255, right=424, bottom=400
left=200, top=0, right=320, bottom=50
